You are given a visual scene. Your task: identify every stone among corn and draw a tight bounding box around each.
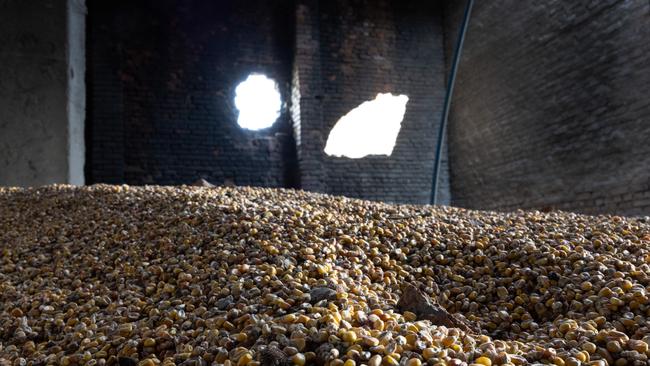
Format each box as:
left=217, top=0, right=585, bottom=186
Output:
left=0, top=185, right=649, bottom=366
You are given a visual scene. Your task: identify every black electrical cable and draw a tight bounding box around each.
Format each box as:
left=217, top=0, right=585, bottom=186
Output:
left=430, top=0, right=474, bottom=205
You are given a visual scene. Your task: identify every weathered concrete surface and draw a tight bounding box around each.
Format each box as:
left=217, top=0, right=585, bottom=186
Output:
left=67, top=0, right=86, bottom=185
left=0, top=0, right=85, bottom=187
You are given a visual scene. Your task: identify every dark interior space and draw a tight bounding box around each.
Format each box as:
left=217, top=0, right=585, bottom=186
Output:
left=1, top=0, right=648, bottom=214
left=87, top=0, right=298, bottom=188
left=2, top=2, right=650, bottom=365
left=443, top=0, right=650, bottom=215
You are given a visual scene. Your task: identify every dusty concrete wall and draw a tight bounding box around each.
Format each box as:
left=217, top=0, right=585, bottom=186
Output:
left=0, top=0, right=85, bottom=187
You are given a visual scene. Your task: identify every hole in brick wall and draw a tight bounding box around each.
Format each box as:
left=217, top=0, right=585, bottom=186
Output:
left=234, top=74, right=282, bottom=130
left=324, top=93, right=409, bottom=159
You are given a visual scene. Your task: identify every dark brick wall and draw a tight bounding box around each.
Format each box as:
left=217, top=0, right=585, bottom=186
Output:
left=86, top=1, right=124, bottom=184
left=292, top=0, right=450, bottom=204
left=87, top=0, right=297, bottom=187
left=444, top=0, right=650, bottom=215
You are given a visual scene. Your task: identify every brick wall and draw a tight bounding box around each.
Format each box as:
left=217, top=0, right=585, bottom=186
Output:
left=88, top=0, right=450, bottom=204
left=293, top=0, right=450, bottom=204
left=87, top=0, right=297, bottom=187
left=86, top=1, right=124, bottom=184
left=444, top=0, right=650, bottom=215
left=87, top=0, right=649, bottom=212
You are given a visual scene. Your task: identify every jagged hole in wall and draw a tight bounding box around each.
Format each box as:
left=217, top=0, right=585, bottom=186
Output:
left=234, top=74, right=282, bottom=130
left=324, top=93, right=409, bottom=159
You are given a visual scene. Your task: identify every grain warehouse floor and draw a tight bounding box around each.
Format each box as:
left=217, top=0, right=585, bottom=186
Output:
left=1, top=185, right=649, bottom=366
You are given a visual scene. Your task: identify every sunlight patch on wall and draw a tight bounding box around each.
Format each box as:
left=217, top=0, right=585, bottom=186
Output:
left=234, top=74, right=282, bottom=130
left=324, top=93, right=409, bottom=159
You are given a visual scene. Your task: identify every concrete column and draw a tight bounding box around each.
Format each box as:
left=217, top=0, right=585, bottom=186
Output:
left=0, top=0, right=86, bottom=187
left=67, top=0, right=86, bottom=186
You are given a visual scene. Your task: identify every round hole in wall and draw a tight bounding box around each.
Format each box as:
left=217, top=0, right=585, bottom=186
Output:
left=234, top=74, right=282, bottom=130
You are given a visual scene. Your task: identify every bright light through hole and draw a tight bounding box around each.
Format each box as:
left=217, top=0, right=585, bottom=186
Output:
left=234, top=74, right=282, bottom=130
left=324, top=93, right=409, bottom=159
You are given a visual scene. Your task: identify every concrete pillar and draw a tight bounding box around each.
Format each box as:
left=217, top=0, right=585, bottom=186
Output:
left=67, top=0, right=86, bottom=186
left=0, top=0, right=86, bottom=187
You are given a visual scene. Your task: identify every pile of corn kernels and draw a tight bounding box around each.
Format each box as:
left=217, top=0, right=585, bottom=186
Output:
left=1, top=185, right=649, bottom=366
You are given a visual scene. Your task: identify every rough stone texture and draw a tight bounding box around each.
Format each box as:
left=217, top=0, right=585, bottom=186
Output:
left=293, top=0, right=451, bottom=205
left=444, top=0, right=650, bottom=215
left=0, top=0, right=85, bottom=187
left=397, top=282, right=477, bottom=334
left=87, top=0, right=298, bottom=187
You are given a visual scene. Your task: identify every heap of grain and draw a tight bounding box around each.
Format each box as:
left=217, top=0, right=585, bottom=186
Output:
left=0, top=185, right=649, bottom=366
